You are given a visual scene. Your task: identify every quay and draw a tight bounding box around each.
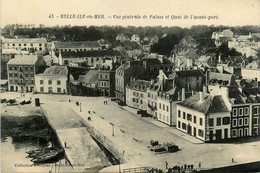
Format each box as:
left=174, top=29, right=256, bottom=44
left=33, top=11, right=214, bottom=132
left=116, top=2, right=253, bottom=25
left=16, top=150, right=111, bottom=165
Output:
left=36, top=95, right=260, bottom=172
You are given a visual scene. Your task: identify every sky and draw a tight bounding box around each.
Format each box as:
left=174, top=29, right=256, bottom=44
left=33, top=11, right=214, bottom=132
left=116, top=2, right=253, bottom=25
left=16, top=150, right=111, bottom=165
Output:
left=1, top=0, right=260, bottom=28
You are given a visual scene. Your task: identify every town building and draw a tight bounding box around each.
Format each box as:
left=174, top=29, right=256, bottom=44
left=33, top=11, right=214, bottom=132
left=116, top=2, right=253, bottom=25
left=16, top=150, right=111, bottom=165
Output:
left=54, top=41, right=103, bottom=52
left=7, top=54, right=46, bottom=92
left=177, top=84, right=260, bottom=142
left=78, top=70, right=99, bottom=88
left=126, top=79, right=151, bottom=111
left=211, top=29, right=234, bottom=46
left=147, top=80, right=160, bottom=119
left=115, top=61, right=146, bottom=104
left=97, top=68, right=116, bottom=97
left=241, top=59, right=260, bottom=82
left=142, top=54, right=173, bottom=79
left=176, top=88, right=232, bottom=142
left=131, top=34, right=140, bottom=43
left=35, top=66, right=68, bottom=94
left=116, top=34, right=130, bottom=42
left=228, top=33, right=260, bottom=58
left=1, top=37, right=48, bottom=54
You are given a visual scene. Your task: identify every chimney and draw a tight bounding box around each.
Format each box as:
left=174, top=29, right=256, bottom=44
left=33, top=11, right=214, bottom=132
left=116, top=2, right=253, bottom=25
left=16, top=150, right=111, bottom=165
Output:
left=158, top=56, right=163, bottom=63
left=199, top=92, right=204, bottom=102
left=151, top=79, right=154, bottom=85
left=182, top=88, right=185, bottom=101
left=177, top=58, right=181, bottom=67
left=143, top=60, right=147, bottom=69
left=218, top=55, right=221, bottom=63
left=187, top=58, right=193, bottom=67
left=203, top=85, right=208, bottom=93
left=178, top=91, right=181, bottom=100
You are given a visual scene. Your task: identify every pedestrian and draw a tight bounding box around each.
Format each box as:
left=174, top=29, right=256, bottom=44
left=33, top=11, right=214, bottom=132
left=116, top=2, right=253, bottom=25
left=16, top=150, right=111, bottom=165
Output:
left=104, top=101, right=105, bottom=104
left=64, top=142, right=67, bottom=148
left=184, top=164, right=187, bottom=171
left=165, top=161, right=168, bottom=170
left=199, top=162, right=201, bottom=169
left=191, top=164, right=194, bottom=170
left=187, top=165, right=190, bottom=171
left=232, top=158, right=234, bottom=163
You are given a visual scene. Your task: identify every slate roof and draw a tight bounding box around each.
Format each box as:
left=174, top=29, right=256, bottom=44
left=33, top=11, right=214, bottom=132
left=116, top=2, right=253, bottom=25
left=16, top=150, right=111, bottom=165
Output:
left=8, top=54, right=39, bottom=65
left=177, top=93, right=229, bottom=114
left=3, top=38, right=47, bottom=43
left=127, top=80, right=151, bottom=92
left=170, top=69, right=204, bottom=78
left=42, top=66, right=68, bottom=76
left=55, top=41, right=102, bottom=49
left=209, top=72, right=235, bottom=86
left=78, top=70, right=99, bottom=85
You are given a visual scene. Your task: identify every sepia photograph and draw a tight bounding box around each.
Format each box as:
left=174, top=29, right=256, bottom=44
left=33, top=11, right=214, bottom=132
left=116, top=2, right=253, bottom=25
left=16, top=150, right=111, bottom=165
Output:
left=1, top=0, right=260, bottom=172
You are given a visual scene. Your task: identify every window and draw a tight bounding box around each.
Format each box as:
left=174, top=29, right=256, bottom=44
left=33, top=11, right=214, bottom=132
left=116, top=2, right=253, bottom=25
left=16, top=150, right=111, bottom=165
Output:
left=14, top=73, right=18, bottom=77
left=57, top=88, right=61, bottom=93
left=253, top=117, right=259, bottom=125
left=194, top=116, right=197, bottom=124
left=183, top=112, right=186, bottom=119
left=48, top=80, right=52, bottom=85
left=133, top=92, right=135, bottom=96
left=25, top=74, right=28, bottom=77
left=132, top=98, right=135, bottom=102
left=39, top=43, right=42, bottom=46
left=137, top=93, right=139, bottom=96
left=166, top=106, right=169, bottom=112
left=136, top=99, right=139, bottom=103
left=148, top=93, right=150, bottom=97
left=239, top=108, right=243, bottom=116
left=200, top=118, right=203, bottom=126
left=244, top=107, right=249, bottom=115
left=159, top=103, right=161, bottom=109
left=182, top=123, right=186, bottom=130
left=209, top=118, right=214, bottom=127
left=187, top=114, right=192, bottom=121
left=9, top=73, right=13, bottom=77
left=14, top=67, right=17, bottom=71
left=57, top=80, right=61, bottom=85
left=178, top=121, right=180, bottom=128
left=25, top=66, right=28, bottom=71
left=198, top=130, right=204, bottom=137
left=40, top=87, right=44, bottom=92
left=233, top=119, right=237, bottom=127
left=233, top=108, right=237, bottom=117
left=238, top=118, right=243, bottom=126
left=222, top=117, right=230, bottom=125
left=232, top=129, right=237, bottom=137
left=178, top=110, right=181, bottom=118
left=9, top=67, right=12, bottom=71
left=24, top=44, right=26, bottom=46
left=100, top=74, right=102, bottom=79
left=254, top=106, right=259, bottom=115
left=30, top=66, right=33, bottom=71
left=217, top=117, right=221, bottom=126
left=163, top=104, right=165, bottom=110
left=40, top=80, right=43, bottom=84
left=140, top=100, right=143, bottom=104
left=244, top=117, right=249, bottom=126
left=244, top=128, right=248, bottom=136
left=31, top=80, right=34, bottom=84
left=19, top=44, right=21, bottom=46
left=141, top=94, right=143, bottom=97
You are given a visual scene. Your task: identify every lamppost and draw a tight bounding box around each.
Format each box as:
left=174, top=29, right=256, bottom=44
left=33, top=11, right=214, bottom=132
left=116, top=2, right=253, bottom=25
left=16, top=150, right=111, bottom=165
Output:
left=109, top=122, right=114, bottom=136
left=80, top=102, right=82, bottom=112
left=118, top=158, right=121, bottom=173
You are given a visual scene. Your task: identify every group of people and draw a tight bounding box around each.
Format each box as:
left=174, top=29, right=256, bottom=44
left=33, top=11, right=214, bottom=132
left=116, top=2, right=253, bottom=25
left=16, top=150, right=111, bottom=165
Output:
left=103, top=100, right=108, bottom=104
left=166, top=164, right=195, bottom=173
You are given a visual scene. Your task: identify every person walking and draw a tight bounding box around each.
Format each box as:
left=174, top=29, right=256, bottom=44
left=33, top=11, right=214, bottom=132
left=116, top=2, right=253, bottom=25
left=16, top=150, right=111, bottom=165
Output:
left=165, top=161, right=168, bottom=170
